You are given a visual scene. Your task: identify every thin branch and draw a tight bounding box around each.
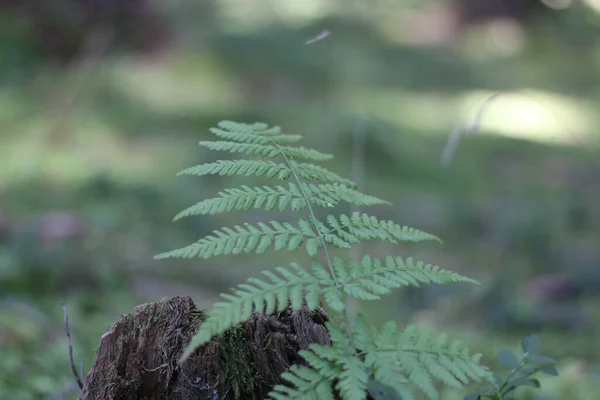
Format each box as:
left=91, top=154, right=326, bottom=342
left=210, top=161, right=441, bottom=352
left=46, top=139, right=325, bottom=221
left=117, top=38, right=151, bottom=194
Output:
left=305, top=30, right=331, bottom=45
left=440, top=93, right=500, bottom=167
left=62, top=302, right=85, bottom=390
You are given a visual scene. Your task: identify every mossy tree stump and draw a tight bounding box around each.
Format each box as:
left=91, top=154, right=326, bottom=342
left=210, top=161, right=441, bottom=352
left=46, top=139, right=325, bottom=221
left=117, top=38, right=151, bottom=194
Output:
left=78, top=296, right=331, bottom=400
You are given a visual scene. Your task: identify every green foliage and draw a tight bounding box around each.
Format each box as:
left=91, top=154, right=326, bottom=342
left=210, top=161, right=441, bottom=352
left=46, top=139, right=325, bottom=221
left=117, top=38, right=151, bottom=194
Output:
left=465, top=335, right=559, bottom=400
left=157, top=121, right=559, bottom=399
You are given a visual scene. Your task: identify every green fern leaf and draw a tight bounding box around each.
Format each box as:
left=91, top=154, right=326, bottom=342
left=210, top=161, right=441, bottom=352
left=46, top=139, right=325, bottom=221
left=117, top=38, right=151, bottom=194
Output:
left=155, top=220, right=317, bottom=260
left=322, top=287, right=345, bottom=312
left=177, top=160, right=291, bottom=179
left=293, top=162, right=357, bottom=186
left=295, top=331, right=370, bottom=400
left=210, top=121, right=303, bottom=145
left=352, top=314, right=377, bottom=352
left=199, top=140, right=334, bottom=161
left=322, top=255, right=477, bottom=302
left=326, top=212, right=442, bottom=245
left=269, top=342, right=349, bottom=400
left=362, top=322, right=490, bottom=399
left=372, top=354, right=414, bottom=400
left=173, top=184, right=306, bottom=219
left=397, top=351, right=438, bottom=399
left=419, top=352, right=463, bottom=389
left=305, top=237, right=321, bottom=257
left=179, top=263, right=321, bottom=361
left=269, top=364, right=337, bottom=400
left=306, top=184, right=390, bottom=208
left=326, top=321, right=352, bottom=350
left=173, top=182, right=389, bottom=220
left=157, top=120, right=490, bottom=400
left=177, top=159, right=356, bottom=186
left=337, top=355, right=369, bottom=400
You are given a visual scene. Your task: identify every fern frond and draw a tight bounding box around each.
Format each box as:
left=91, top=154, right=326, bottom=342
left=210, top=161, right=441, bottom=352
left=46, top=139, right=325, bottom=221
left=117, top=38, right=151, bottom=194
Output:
left=173, top=182, right=388, bottom=220
left=270, top=364, right=337, bottom=400
left=275, top=324, right=370, bottom=400
left=210, top=121, right=303, bottom=145
left=173, top=184, right=307, bottom=219
left=337, top=355, right=369, bottom=400
left=294, top=163, right=357, bottom=186
left=218, top=120, right=285, bottom=137
left=176, top=159, right=356, bottom=186
left=199, top=140, right=334, bottom=161
left=360, top=321, right=490, bottom=400
left=351, top=314, right=377, bottom=353
left=177, top=160, right=290, bottom=179
left=155, top=219, right=316, bottom=259
left=314, top=255, right=477, bottom=304
left=306, top=184, right=390, bottom=208
left=325, top=212, right=441, bottom=245
left=158, top=120, right=490, bottom=400
left=179, top=263, right=321, bottom=361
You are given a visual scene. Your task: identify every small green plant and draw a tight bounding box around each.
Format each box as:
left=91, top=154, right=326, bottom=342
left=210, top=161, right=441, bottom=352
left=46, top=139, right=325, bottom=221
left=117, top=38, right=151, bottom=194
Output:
left=156, top=121, right=556, bottom=399
left=466, top=335, right=559, bottom=400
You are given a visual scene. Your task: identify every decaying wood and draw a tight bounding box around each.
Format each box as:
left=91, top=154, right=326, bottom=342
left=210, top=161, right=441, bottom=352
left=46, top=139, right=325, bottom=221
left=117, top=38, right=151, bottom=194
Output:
left=78, top=296, right=331, bottom=400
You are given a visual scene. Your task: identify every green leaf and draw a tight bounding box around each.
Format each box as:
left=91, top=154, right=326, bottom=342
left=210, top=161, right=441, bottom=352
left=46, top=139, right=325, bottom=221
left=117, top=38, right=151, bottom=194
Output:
left=336, top=355, right=369, bottom=400
left=155, top=220, right=315, bottom=260
left=497, top=349, right=519, bottom=370
left=306, top=237, right=321, bottom=257
left=323, top=287, right=345, bottom=312
left=502, top=377, right=540, bottom=395
left=520, top=335, right=540, bottom=354
left=540, top=366, right=559, bottom=376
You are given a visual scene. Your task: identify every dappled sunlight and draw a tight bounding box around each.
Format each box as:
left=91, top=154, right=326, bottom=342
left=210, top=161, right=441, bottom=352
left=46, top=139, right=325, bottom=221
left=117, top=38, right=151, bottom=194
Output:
left=583, top=0, right=600, bottom=12
left=0, top=114, right=188, bottom=185
left=456, top=90, right=595, bottom=145
left=338, top=86, right=458, bottom=131
left=339, top=86, right=596, bottom=147
left=216, top=0, right=332, bottom=32
left=108, top=55, right=244, bottom=114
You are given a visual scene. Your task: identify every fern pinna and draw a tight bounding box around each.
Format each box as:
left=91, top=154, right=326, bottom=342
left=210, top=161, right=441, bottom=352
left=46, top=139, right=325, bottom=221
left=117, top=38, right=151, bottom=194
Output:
left=156, top=121, right=490, bottom=400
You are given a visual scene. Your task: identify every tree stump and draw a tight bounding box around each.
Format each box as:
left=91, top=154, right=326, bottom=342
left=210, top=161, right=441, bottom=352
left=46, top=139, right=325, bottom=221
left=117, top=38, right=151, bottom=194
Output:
left=78, top=296, right=331, bottom=400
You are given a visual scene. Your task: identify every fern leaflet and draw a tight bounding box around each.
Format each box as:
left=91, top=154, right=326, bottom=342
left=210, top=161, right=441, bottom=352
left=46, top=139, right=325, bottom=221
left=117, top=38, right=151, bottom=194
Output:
left=177, top=159, right=356, bottom=187
left=155, top=219, right=316, bottom=259
left=173, top=184, right=388, bottom=220
left=199, top=141, right=333, bottom=161
left=179, top=262, right=322, bottom=361
left=313, top=255, right=477, bottom=308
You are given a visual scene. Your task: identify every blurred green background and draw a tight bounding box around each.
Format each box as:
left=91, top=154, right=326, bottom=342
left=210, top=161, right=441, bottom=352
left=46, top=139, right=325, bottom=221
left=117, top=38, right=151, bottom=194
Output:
left=1, top=0, right=599, bottom=399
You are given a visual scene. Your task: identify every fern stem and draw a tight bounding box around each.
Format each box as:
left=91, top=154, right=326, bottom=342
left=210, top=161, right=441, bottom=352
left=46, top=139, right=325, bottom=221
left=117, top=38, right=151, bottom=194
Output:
left=268, top=138, right=356, bottom=349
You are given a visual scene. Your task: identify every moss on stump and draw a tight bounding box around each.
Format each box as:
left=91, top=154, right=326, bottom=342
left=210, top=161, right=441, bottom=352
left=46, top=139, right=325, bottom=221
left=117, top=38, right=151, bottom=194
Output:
left=78, top=296, right=331, bottom=400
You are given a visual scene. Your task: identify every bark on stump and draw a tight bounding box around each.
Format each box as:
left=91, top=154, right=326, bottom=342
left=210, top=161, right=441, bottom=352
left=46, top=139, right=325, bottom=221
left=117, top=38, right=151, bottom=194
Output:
left=78, top=296, right=331, bottom=400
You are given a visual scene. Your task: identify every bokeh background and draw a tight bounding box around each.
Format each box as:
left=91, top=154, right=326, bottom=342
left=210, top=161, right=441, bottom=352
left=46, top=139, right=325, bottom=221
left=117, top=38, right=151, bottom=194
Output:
left=1, top=0, right=599, bottom=399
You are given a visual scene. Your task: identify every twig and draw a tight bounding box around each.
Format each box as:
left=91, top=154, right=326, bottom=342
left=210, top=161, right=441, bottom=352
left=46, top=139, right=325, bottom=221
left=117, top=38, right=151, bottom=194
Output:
left=441, top=90, right=600, bottom=177
left=440, top=93, right=500, bottom=167
left=305, top=30, right=331, bottom=44
left=62, top=303, right=85, bottom=390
